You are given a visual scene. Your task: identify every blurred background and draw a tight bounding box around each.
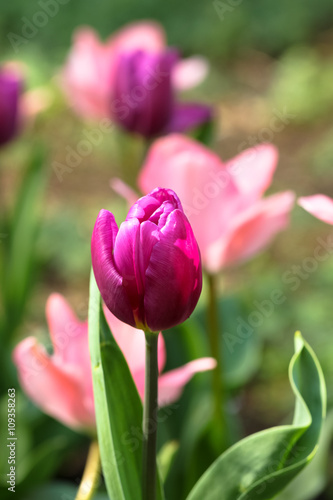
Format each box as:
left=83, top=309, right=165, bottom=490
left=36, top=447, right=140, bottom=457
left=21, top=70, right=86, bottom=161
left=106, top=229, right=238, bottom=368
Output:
left=1, top=1, right=333, bottom=499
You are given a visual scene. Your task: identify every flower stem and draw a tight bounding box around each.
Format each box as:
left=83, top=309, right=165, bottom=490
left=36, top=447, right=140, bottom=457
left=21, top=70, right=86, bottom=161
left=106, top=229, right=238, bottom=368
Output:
left=206, top=273, right=227, bottom=448
left=142, top=331, right=159, bottom=500
left=75, top=440, right=101, bottom=500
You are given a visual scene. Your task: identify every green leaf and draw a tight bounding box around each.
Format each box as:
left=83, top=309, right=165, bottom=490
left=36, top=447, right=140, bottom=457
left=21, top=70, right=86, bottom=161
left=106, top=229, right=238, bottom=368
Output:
left=186, top=332, right=326, bottom=500
left=1, top=144, right=48, bottom=340
left=88, top=270, right=165, bottom=500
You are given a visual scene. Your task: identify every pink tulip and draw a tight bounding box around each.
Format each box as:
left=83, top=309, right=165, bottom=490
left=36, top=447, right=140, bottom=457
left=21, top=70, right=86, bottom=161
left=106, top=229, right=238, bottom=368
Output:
left=91, top=187, right=202, bottom=331
left=13, top=294, right=216, bottom=429
left=137, top=134, right=295, bottom=273
left=61, top=22, right=210, bottom=135
left=298, top=195, right=333, bottom=225
left=13, top=293, right=95, bottom=430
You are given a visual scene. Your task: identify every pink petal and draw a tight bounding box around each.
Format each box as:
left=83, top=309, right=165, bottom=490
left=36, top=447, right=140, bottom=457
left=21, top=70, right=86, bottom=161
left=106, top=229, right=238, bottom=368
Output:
left=61, top=27, right=115, bottom=119
left=45, top=294, right=93, bottom=401
left=298, top=195, right=333, bottom=225
left=227, top=143, right=279, bottom=203
left=110, top=177, right=139, bottom=206
left=157, top=358, right=217, bottom=407
left=207, top=191, right=295, bottom=271
left=109, top=21, right=166, bottom=55
left=172, top=56, right=209, bottom=90
left=12, top=338, right=95, bottom=429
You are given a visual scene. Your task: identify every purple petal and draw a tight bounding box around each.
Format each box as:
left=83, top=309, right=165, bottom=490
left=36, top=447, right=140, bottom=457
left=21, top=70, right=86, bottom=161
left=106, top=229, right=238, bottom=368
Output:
left=165, top=102, right=212, bottom=133
left=0, top=70, right=21, bottom=146
left=144, top=209, right=202, bottom=331
left=91, top=210, right=135, bottom=326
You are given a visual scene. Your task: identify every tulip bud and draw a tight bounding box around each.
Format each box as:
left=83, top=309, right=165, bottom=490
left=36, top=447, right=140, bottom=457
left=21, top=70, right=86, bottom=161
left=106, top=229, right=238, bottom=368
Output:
left=0, top=68, right=22, bottom=146
left=91, top=187, right=202, bottom=331
left=111, top=49, right=177, bottom=137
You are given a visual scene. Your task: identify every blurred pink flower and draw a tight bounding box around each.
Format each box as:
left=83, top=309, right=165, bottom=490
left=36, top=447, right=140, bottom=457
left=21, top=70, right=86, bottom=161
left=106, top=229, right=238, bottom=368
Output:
left=13, top=293, right=216, bottom=429
left=13, top=294, right=95, bottom=431
left=298, top=195, right=333, bottom=225
left=61, top=22, right=210, bottom=134
left=136, top=134, right=295, bottom=273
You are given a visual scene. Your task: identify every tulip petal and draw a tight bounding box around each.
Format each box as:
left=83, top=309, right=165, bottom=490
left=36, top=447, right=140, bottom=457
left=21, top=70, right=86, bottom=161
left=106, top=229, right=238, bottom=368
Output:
left=227, top=143, right=279, bottom=203
left=103, top=305, right=166, bottom=377
left=207, top=191, right=295, bottom=271
left=144, top=209, right=202, bottom=332
left=45, top=294, right=93, bottom=402
left=62, top=27, right=115, bottom=118
left=157, top=358, right=217, bottom=407
left=165, top=103, right=212, bottom=133
left=91, top=209, right=135, bottom=326
left=110, top=177, right=139, bottom=206
left=298, top=194, right=333, bottom=225
left=13, top=337, right=95, bottom=429
left=0, top=69, right=21, bottom=146
left=109, top=21, right=166, bottom=54
left=172, top=56, right=209, bottom=91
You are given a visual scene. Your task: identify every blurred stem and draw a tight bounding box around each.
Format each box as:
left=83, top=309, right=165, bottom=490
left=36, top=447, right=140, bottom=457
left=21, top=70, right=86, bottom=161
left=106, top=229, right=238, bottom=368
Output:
left=142, top=330, right=159, bottom=500
left=206, top=273, right=227, bottom=447
left=75, top=441, right=100, bottom=500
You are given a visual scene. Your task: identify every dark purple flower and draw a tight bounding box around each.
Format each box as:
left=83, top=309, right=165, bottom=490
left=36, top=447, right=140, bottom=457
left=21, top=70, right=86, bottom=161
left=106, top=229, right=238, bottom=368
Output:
left=0, top=68, right=22, bottom=146
left=111, top=49, right=211, bottom=138
left=91, top=188, right=202, bottom=332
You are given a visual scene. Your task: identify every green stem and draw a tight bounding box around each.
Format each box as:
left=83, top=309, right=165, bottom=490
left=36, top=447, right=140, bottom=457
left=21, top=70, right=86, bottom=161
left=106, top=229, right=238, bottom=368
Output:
left=142, top=331, right=159, bottom=500
left=75, top=441, right=100, bottom=500
left=206, top=273, right=227, bottom=447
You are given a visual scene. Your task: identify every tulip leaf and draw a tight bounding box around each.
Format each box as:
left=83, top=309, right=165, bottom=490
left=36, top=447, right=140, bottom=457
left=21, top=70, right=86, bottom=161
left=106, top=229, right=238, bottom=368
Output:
left=186, top=332, right=326, bottom=500
left=88, top=271, right=165, bottom=500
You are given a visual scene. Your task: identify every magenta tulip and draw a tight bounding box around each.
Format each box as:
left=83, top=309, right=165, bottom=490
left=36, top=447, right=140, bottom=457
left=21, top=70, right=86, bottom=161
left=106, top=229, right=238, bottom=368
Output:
left=91, top=187, right=202, bottom=331
left=61, top=23, right=210, bottom=136
left=13, top=294, right=215, bottom=428
left=298, top=194, right=333, bottom=225
left=0, top=67, right=22, bottom=146
left=137, top=135, right=295, bottom=273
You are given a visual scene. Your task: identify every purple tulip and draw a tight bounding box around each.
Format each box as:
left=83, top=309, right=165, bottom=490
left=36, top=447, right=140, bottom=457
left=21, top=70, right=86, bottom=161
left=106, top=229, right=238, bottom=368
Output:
left=91, top=188, right=202, bottom=332
left=0, top=68, right=21, bottom=146
left=111, top=49, right=211, bottom=138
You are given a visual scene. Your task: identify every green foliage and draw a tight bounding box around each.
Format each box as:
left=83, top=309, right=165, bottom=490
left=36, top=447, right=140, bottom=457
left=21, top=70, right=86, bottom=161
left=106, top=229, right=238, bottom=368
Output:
left=186, top=332, right=326, bottom=500
left=88, top=271, right=164, bottom=500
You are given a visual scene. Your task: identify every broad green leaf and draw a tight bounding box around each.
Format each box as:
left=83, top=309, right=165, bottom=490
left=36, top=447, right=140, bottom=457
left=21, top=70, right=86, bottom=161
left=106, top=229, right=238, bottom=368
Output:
left=186, top=332, right=326, bottom=500
left=88, top=271, right=164, bottom=500
left=276, top=410, right=333, bottom=500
